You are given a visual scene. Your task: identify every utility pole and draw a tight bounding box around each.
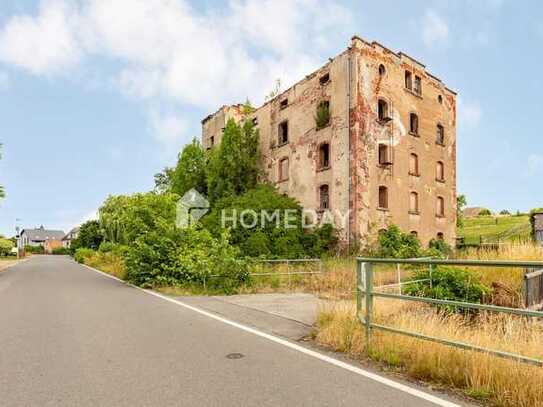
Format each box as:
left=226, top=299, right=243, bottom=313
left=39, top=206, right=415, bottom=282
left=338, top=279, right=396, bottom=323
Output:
left=15, top=218, right=21, bottom=259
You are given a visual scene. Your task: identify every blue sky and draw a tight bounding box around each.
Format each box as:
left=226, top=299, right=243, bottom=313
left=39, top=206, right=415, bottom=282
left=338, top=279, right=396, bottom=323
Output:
left=0, top=0, right=542, bottom=236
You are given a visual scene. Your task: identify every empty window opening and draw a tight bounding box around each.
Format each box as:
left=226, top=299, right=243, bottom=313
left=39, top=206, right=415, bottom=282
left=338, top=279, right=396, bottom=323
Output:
left=319, top=73, right=330, bottom=85
left=378, top=228, right=388, bottom=236
left=279, top=121, right=289, bottom=145
left=378, top=144, right=392, bottom=165
left=437, top=197, right=445, bottom=217
left=378, top=186, right=388, bottom=209
left=409, top=153, right=419, bottom=176
left=409, top=192, right=419, bottom=213
left=436, top=161, right=445, bottom=181
left=210, top=136, right=214, bottom=146
left=437, top=232, right=444, bottom=240
left=280, top=99, right=288, bottom=109
left=410, top=231, right=418, bottom=238
left=319, top=185, right=330, bottom=210
left=438, top=95, right=443, bottom=104
left=405, top=71, right=412, bottom=90
left=410, top=113, right=419, bottom=134
left=414, top=75, right=422, bottom=95
left=252, top=117, right=258, bottom=126
left=279, top=157, right=289, bottom=182
left=378, top=64, right=386, bottom=76
left=378, top=99, right=390, bottom=122
left=436, top=124, right=445, bottom=145
left=319, top=143, right=330, bottom=169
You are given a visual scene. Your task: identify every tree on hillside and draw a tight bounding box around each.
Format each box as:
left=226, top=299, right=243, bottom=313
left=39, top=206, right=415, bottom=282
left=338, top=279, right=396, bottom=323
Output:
left=207, top=119, right=260, bottom=203
left=71, top=220, right=104, bottom=251
left=170, top=139, right=207, bottom=197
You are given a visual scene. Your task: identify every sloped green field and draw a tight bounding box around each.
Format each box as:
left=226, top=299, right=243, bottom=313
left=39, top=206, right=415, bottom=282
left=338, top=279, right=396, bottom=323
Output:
left=459, top=215, right=531, bottom=245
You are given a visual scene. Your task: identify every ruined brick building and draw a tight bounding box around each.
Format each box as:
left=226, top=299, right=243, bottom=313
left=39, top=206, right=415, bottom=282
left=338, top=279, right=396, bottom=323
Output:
left=202, top=36, right=457, bottom=247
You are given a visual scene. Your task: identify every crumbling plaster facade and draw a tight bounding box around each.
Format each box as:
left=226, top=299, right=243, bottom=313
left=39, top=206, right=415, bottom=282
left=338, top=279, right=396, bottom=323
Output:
left=202, top=36, right=457, bottom=248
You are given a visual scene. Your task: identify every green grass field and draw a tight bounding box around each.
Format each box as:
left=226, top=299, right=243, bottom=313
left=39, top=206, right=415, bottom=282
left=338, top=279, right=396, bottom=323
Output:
left=458, top=215, right=531, bottom=245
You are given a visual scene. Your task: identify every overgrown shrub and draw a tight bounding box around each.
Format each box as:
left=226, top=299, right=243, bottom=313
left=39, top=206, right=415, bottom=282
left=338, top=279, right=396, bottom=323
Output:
left=428, top=238, right=453, bottom=257
left=202, top=184, right=338, bottom=258
left=74, top=248, right=95, bottom=264
left=52, top=247, right=69, bottom=255
left=0, top=238, right=14, bottom=256
left=479, top=208, right=492, bottom=216
left=375, top=225, right=422, bottom=258
left=315, top=101, right=330, bottom=129
left=70, top=220, right=104, bottom=251
left=25, top=245, right=44, bottom=254
left=125, top=225, right=250, bottom=291
left=404, top=267, right=490, bottom=309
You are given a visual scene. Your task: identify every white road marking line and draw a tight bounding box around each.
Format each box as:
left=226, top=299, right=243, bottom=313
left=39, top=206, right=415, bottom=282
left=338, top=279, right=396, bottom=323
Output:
left=82, top=263, right=460, bottom=407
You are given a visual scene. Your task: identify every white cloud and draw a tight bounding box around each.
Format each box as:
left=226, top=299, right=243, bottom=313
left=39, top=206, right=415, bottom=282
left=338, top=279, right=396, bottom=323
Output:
left=0, top=0, right=83, bottom=75
left=0, top=0, right=353, bottom=147
left=457, top=97, right=482, bottom=128
left=148, top=109, right=189, bottom=149
left=421, top=9, right=449, bottom=47
left=527, top=154, right=543, bottom=175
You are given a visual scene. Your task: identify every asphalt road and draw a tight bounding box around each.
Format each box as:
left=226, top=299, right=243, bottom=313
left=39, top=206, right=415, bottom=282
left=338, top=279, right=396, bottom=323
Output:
left=0, top=256, right=462, bottom=406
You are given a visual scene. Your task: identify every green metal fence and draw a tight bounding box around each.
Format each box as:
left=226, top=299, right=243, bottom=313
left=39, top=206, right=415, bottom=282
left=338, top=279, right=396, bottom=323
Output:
left=356, top=258, right=543, bottom=367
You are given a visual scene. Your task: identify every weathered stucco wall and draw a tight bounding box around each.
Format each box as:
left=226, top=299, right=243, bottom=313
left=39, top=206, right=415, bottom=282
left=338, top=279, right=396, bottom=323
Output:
left=202, top=36, right=457, bottom=248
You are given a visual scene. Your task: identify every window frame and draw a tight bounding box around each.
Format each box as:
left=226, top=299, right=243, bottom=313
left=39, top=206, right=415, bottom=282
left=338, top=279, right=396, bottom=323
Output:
left=436, top=161, right=445, bottom=182
left=278, top=157, right=289, bottom=182
left=436, top=124, right=445, bottom=146
left=378, top=186, right=389, bottom=210
left=319, top=184, right=330, bottom=210
left=278, top=120, right=289, bottom=146
left=409, top=191, right=420, bottom=215
left=409, top=113, right=419, bottom=136
left=436, top=196, right=445, bottom=217
left=317, top=142, right=331, bottom=171
left=409, top=153, right=420, bottom=176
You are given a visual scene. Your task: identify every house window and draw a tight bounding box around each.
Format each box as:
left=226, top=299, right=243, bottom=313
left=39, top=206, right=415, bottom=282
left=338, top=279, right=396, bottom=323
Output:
left=437, top=232, right=444, bottom=240
left=278, top=121, right=289, bottom=145
left=409, top=191, right=419, bottom=214
left=210, top=136, right=214, bottom=146
left=409, top=113, right=419, bottom=135
left=378, top=144, right=392, bottom=165
left=319, top=73, right=330, bottom=85
left=318, top=143, right=330, bottom=170
left=436, top=161, right=445, bottom=182
left=438, top=95, right=443, bottom=104
left=414, top=75, right=422, bottom=95
left=280, top=99, right=288, bottom=110
left=436, top=196, right=445, bottom=217
left=409, top=153, right=419, bottom=176
left=378, top=99, right=389, bottom=122
left=279, top=157, right=289, bottom=182
left=405, top=71, right=412, bottom=90
left=252, top=117, right=258, bottom=126
left=378, top=64, right=386, bottom=76
left=319, top=185, right=330, bottom=210
left=410, top=231, right=418, bottom=238
left=378, top=186, right=388, bottom=209
left=436, top=124, right=445, bottom=145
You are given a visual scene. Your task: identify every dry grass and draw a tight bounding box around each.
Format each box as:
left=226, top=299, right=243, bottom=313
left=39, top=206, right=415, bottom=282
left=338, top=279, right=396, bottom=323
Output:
left=84, top=252, right=127, bottom=280
left=316, top=300, right=543, bottom=407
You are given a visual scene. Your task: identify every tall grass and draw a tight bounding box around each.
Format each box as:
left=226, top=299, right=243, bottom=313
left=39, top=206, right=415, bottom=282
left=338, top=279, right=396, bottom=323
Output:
left=315, top=243, right=543, bottom=407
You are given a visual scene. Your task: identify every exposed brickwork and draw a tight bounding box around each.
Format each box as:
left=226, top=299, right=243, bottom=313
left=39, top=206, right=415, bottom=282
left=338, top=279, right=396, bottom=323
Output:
left=202, top=36, right=457, bottom=248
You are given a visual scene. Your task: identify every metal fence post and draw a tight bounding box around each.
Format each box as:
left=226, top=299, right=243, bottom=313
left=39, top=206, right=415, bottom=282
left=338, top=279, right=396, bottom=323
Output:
left=429, top=264, right=434, bottom=289
left=356, top=261, right=362, bottom=315
left=365, top=262, right=374, bottom=348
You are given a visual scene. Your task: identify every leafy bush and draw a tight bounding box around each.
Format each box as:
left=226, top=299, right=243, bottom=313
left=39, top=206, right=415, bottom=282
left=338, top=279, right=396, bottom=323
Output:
left=479, top=208, right=492, bottom=216
left=375, top=225, right=422, bottom=259
left=25, top=245, right=44, bottom=254
left=202, top=185, right=337, bottom=258
left=125, top=225, right=250, bottom=291
left=99, top=192, right=178, bottom=245
left=74, top=248, right=96, bottom=264
left=404, top=267, right=490, bottom=309
left=71, top=220, right=104, bottom=251
left=0, top=238, right=14, bottom=256
left=428, top=238, right=453, bottom=258
left=52, top=247, right=69, bottom=255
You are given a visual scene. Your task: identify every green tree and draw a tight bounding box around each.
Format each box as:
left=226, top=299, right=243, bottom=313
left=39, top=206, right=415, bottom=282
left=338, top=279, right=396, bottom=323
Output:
left=207, top=119, right=260, bottom=203
left=456, top=194, right=467, bottom=227
left=375, top=225, right=422, bottom=259
left=153, top=166, right=174, bottom=193
left=171, top=139, right=207, bottom=197
left=99, top=192, right=178, bottom=245
left=0, top=237, right=14, bottom=256
left=71, top=220, right=104, bottom=251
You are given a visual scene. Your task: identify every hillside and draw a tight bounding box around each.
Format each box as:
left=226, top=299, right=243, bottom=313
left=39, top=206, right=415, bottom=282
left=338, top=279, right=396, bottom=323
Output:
left=458, top=215, right=531, bottom=245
